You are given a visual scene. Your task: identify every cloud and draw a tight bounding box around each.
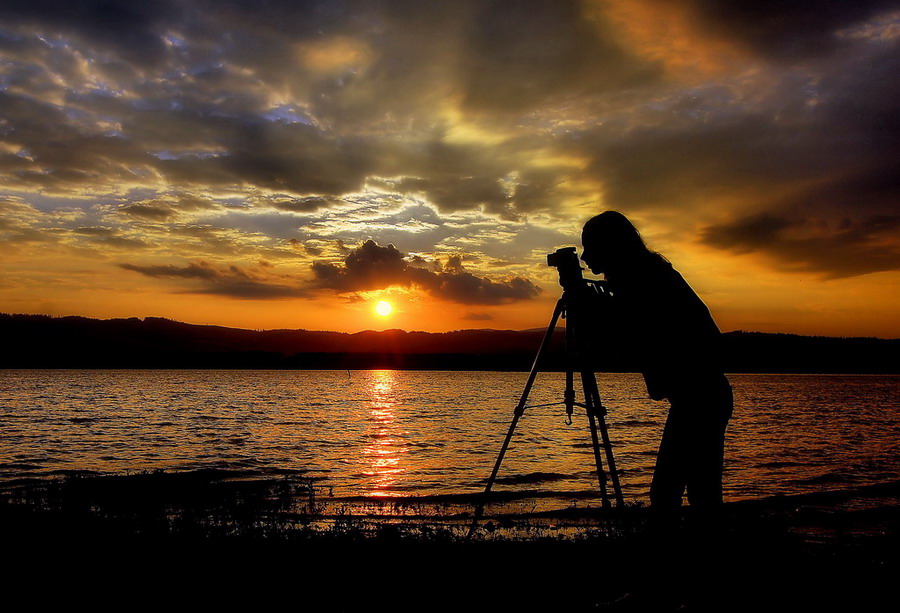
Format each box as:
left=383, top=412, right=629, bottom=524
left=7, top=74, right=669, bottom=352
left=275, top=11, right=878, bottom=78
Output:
left=116, top=194, right=220, bottom=221
left=312, top=241, right=410, bottom=292
left=119, top=262, right=218, bottom=280
left=1, top=0, right=899, bottom=331
left=0, top=196, right=43, bottom=227
left=396, top=176, right=510, bottom=215
left=119, top=260, right=310, bottom=298
left=266, top=196, right=337, bottom=213
left=312, top=240, right=542, bottom=304
left=568, top=28, right=900, bottom=276
left=459, top=0, right=659, bottom=111
left=701, top=214, right=790, bottom=252
left=461, top=312, right=494, bottom=321
left=289, top=238, right=321, bottom=257
left=682, top=0, right=897, bottom=60
left=118, top=203, right=177, bottom=220
left=0, top=91, right=154, bottom=194
left=702, top=214, right=900, bottom=278
left=0, top=0, right=637, bottom=214
left=0, top=0, right=180, bottom=67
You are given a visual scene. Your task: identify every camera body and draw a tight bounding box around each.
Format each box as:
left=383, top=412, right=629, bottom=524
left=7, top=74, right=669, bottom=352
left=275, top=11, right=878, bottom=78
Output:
left=547, top=246, right=613, bottom=304
left=547, top=246, right=586, bottom=291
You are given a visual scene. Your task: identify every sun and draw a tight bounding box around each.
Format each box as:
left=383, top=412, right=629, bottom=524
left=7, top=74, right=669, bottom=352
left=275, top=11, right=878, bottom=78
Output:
left=374, top=300, right=393, bottom=317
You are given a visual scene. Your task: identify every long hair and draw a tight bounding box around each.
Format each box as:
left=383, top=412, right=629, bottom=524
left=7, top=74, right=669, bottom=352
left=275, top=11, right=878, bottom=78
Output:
left=582, top=211, right=649, bottom=253
left=582, top=211, right=666, bottom=277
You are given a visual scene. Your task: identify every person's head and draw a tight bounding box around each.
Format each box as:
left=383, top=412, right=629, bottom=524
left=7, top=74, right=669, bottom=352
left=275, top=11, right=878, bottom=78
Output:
left=580, top=211, right=652, bottom=276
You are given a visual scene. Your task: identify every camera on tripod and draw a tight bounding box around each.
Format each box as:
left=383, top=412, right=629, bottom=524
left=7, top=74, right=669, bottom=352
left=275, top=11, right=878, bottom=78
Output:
left=469, top=246, right=625, bottom=536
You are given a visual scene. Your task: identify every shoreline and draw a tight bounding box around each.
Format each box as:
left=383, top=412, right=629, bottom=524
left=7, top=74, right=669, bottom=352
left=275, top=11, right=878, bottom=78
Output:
left=3, top=471, right=897, bottom=610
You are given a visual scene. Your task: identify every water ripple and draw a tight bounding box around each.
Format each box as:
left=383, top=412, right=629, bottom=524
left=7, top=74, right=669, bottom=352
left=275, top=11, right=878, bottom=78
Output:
left=0, top=370, right=897, bottom=503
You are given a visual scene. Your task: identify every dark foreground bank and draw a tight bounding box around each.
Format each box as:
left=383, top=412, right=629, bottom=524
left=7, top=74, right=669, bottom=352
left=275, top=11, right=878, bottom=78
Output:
left=2, top=472, right=898, bottom=612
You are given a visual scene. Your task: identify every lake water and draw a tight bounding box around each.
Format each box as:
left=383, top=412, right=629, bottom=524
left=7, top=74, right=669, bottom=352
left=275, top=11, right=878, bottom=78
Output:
left=2, top=370, right=898, bottom=509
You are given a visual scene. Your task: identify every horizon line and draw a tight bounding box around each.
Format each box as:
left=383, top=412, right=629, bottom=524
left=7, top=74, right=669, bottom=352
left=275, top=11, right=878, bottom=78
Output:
left=3, top=312, right=899, bottom=341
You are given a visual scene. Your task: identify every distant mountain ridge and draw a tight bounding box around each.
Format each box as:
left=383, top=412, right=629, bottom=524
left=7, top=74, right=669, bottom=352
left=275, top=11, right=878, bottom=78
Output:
left=2, top=313, right=898, bottom=373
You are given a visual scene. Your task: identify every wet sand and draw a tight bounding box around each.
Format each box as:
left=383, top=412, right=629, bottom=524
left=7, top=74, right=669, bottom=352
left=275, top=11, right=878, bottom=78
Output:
left=2, top=473, right=898, bottom=611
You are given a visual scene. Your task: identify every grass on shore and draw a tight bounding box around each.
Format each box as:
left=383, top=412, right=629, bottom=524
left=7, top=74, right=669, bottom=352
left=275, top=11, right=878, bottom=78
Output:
left=2, top=470, right=897, bottom=611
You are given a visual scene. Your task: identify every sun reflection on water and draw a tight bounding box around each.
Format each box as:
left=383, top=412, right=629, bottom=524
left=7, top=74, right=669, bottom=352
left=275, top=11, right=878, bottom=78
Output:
left=362, top=370, right=408, bottom=496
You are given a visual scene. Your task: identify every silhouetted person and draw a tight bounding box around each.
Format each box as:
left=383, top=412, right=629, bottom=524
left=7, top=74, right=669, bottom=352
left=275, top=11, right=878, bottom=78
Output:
left=582, top=211, right=733, bottom=609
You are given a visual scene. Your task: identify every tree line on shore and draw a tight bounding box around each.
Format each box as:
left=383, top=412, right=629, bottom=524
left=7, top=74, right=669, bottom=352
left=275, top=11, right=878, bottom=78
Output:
left=2, top=313, right=898, bottom=373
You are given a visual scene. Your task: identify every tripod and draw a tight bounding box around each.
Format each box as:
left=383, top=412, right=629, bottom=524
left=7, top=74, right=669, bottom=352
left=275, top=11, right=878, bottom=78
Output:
left=469, top=282, right=624, bottom=534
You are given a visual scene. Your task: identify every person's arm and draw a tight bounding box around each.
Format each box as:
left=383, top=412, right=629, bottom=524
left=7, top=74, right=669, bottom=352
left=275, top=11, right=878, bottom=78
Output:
left=581, top=282, right=641, bottom=371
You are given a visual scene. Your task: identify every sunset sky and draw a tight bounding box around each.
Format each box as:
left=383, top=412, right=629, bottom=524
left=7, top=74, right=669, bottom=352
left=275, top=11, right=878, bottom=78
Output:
left=1, top=0, right=898, bottom=337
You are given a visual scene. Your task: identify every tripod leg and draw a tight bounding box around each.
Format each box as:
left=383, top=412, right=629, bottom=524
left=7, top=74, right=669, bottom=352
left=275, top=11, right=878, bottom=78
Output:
left=562, top=289, right=625, bottom=510
left=583, top=373, right=625, bottom=507
left=482, top=298, right=564, bottom=495
left=468, top=299, right=565, bottom=538
left=580, top=371, right=612, bottom=512
left=566, top=305, right=610, bottom=510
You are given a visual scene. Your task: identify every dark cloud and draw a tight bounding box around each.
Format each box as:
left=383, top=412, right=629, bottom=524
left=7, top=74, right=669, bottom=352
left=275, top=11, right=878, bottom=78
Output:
left=130, top=113, right=376, bottom=196
left=161, top=224, right=251, bottom=257
left=205, top=124, right=373, bottom=195
left=0, top=91, right=153, bottom=193
left=512, top=168, right=573, bottom=213
left=189, top=280, right=308, bottom=299
left=121, top=195, right=221, bottom=218
left=384, top=138, right=574, bottom=219
left=461, top=312, right=493, bottom=321
left=311, top=241, right=412, bottom=292
left=69, top=228, right=149, bottom=249
left=269, top=197, right=337, bottom=213
left=73, top=226, right=114, bottom=236
left=0, top=0, right=181, bottom=66
left=582, top=109, right=825, bottom=211
left=0, top=228, right=57, bottom=244
left=435, top=255, right=543, bottom=304
left=312, top=240, right=542, bottom=304
left=702, top=214, right=900, bottom=278
left=119, top=262, right=218, bottom=279
left=407, top=254, right=441, bottom=271
left=119, top=260, right=309, bottom=298
left=397, top=176, right=510, bottom=215
left=118, top=203, right=177, bottom=220
left=684, top=0, right=899, bottom=60
left=0, top=3, right=375, bottom=197
left=701, top=214, right=791, bottom=253
left=171, top=195, right=219, bottom=211
left=289, top=239, right=321, bottom=256
left=816, top=43, right=900, bottom=184
left=99, top=236, right=150, bottom=249
left=460, top=0, right=659, bottom=111
left=576, top=34, right=900, bottom=278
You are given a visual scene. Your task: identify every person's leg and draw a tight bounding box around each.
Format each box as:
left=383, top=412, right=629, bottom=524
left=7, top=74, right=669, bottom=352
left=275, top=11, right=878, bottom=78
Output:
left=649, top=409, right=690, bottom=544
left=650, top=410, right=688, bottom=512
left=681, top=385, right=734, bottom=610
left=619, top=411, right=688, bottom=611
left=685, top=385, right=733, bottom=510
